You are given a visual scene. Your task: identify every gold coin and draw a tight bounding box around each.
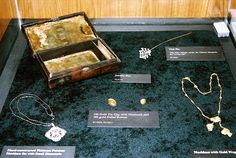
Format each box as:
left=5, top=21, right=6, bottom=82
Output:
left=140, top=98, right=147, bottom=105
left=107, top=98, right=117, bottom=107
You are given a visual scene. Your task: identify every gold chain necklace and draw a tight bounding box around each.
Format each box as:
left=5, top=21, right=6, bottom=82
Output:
left=181, top=73, right=232, bottom=137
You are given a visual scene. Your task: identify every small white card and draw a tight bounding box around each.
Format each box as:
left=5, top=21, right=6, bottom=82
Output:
left=213, top=22, right=230, bottom=37
left=0, top=146, right=75, bottom=158
left=112, top=74, right=151, bottom=84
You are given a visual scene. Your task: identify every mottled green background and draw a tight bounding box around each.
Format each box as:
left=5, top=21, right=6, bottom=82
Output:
left=0, top=31, right=236, bottom=158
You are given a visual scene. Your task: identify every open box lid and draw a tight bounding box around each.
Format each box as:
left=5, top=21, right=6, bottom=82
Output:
left=22, top=12, right=97, bottom=55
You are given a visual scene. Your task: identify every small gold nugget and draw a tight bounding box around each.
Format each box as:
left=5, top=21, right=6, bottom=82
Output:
left=107, top=98, right=117, bottom=107
left=140, top=98, right=147, bottom=105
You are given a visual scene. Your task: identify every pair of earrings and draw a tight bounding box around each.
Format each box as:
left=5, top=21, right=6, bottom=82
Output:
left=107, top=98, right=147, bottom=107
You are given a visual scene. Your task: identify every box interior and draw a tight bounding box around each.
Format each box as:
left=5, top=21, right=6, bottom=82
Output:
left=38, top=39, right=116, bottom=77
left=24, top=15, right=96, bottom=53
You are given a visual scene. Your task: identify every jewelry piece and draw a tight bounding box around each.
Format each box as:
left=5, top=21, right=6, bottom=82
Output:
left=140, top=98, right=147, bottom=105
left=107, top=98, right=117, bottom=107
left=9, top=93, right=66, bottom=142
left=45, top=123, right=67, bottom=142
left=181, top=73, right=232, bottom=137
left=139, top=32, right=192, bottom=60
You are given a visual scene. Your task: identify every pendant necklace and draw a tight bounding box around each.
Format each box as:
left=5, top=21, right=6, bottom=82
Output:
left=181, top=73, right=232, bottom=137
left=9, top=93, right=66, bottom=142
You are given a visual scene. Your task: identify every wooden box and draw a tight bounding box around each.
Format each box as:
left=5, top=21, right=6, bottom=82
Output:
left=22, top=12, right=121, bottom=88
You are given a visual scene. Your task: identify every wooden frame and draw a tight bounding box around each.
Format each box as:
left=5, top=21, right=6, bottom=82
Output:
left=0, top=0, right=231, bottom=40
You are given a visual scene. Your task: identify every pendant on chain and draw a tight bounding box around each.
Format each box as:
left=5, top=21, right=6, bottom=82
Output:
left=45, top=123, right=67, bottom=142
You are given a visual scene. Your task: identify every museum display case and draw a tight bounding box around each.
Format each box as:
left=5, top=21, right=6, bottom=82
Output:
left=0, top=0, right=236, bottom=158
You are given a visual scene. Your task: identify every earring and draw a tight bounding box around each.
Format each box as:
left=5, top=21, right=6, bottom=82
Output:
left=140, top=98, right=147, bottom=105
left=107, top=98, right=117, bottom=107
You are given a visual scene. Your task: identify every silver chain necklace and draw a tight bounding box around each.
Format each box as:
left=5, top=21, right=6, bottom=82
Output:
left=181, top=73, right=232, bottom=137
left=9, top=93, right=66, bottom=142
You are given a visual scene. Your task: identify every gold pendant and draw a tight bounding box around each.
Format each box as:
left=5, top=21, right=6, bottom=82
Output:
left=206, top=123, right=214, bottom=132
left=221, top=128, right=233, bottom=137
left=210, top=116, right=221, bottom=123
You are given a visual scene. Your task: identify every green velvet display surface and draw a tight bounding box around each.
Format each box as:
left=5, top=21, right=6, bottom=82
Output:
left=0, top=30, right=236, bottom=158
